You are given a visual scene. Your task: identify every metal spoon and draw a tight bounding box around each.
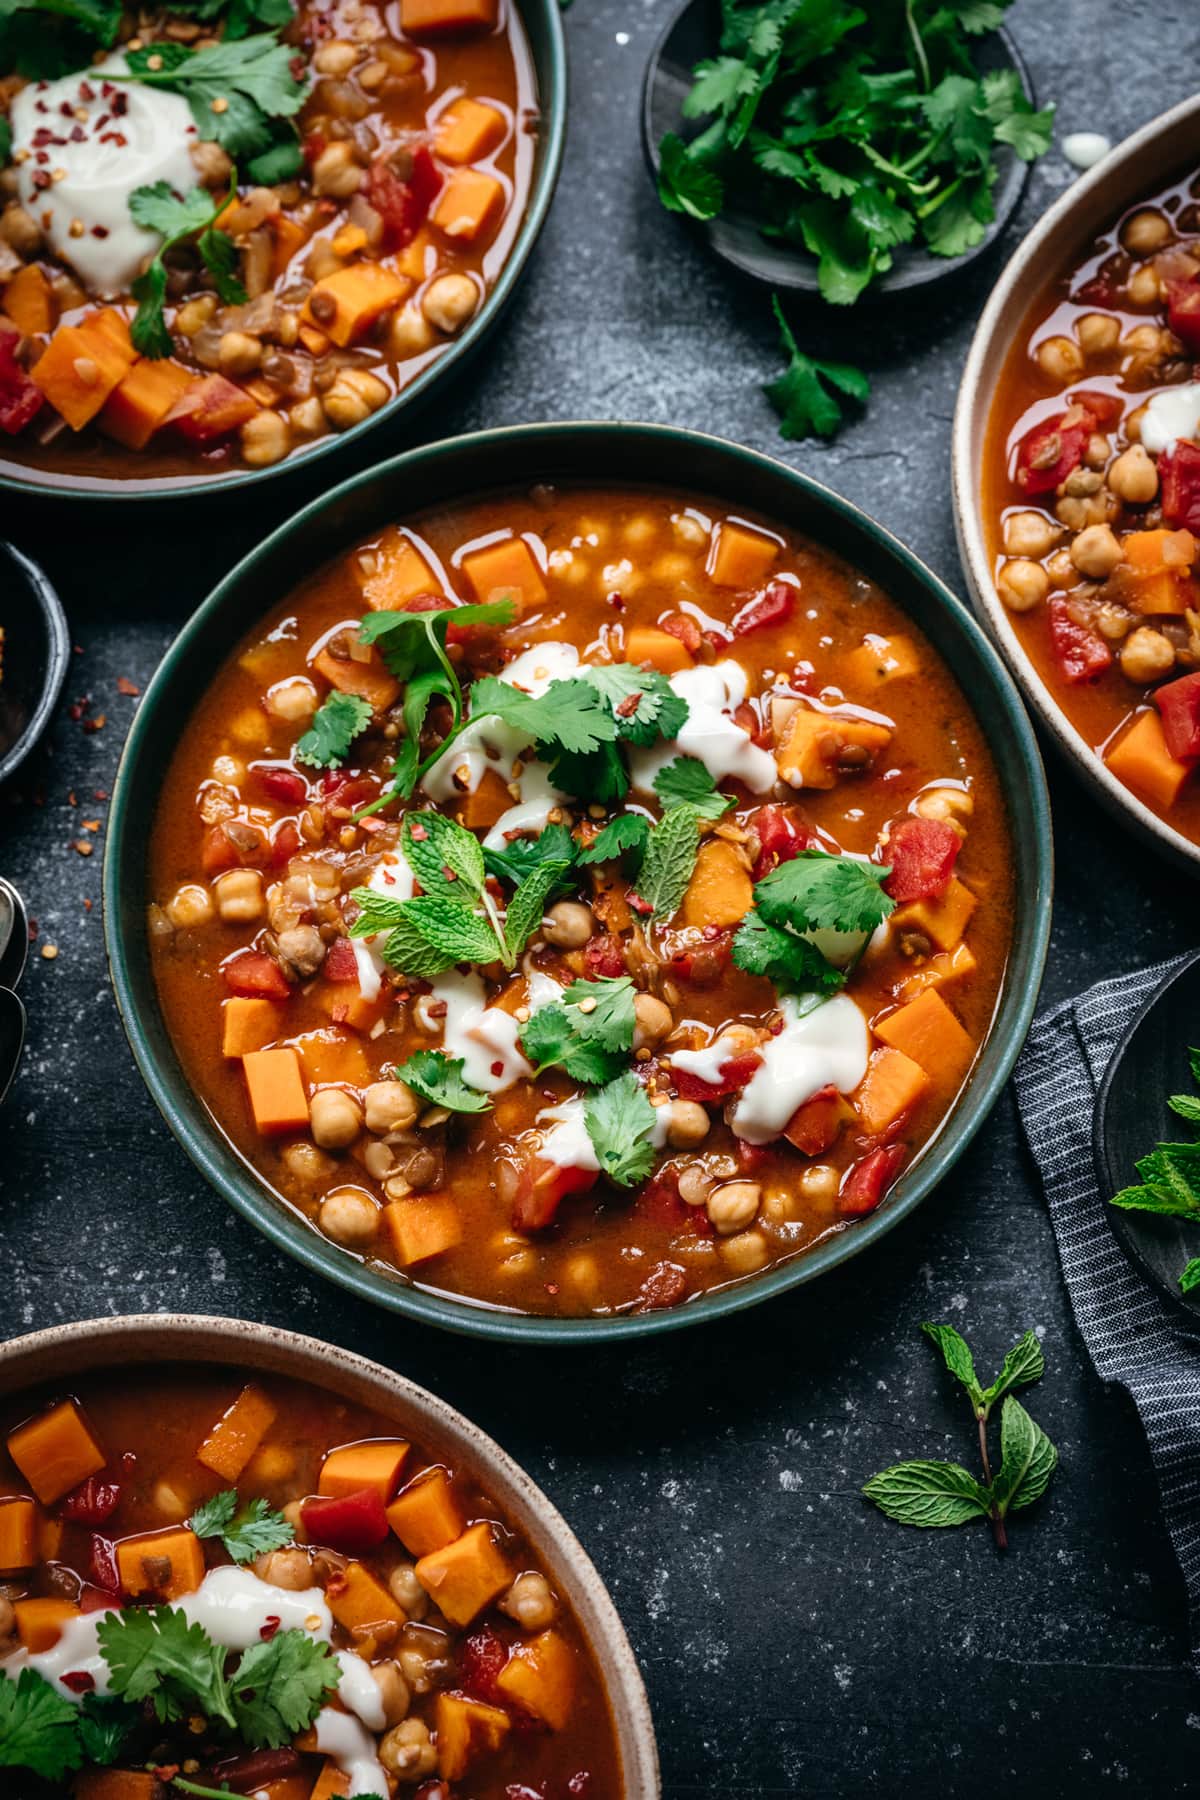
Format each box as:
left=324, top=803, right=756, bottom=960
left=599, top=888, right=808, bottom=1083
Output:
left=0, top=985, right=26, bottom=1108
left=0, top=877, right=28, bottom=992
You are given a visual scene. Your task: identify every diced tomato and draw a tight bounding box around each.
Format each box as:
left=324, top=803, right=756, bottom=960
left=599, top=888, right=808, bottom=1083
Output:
left=301, top=1486, right=389, bottom=1554
left=1167, top=278, right=1200, bottom=354
left=512, top=1159, right=597, bottom=1232
left=88, top=1534, right=121, bottom=1596
left=638, top=1169, right=689, bottom=1228
left=660, top=611, right=703, bottom=654
left=673, top=1052, right=761, bottom=1104
left=323, top=937, right=360, bottom=983
left=732, top=580, right=796, bottom=637
left=751, top=803, right=814, bottom=879
left=1154, top=670, right=1200, bottom=761
left=665, top=929, right=731, bottom=986
left=302, top=131, right=327, bottom=165
left=269, top=818, right=301, bottom=869
left=365, top=147, right=443, bottom=253
left=255, top=764, right=308, bottom=806
left=1068, top=387, right=1123, bottom=430
left=633, top=1261, right=689, bottom=1312
left=461, top=1625, right=508, bottom=1700
left=838, top=1144, right=907, bottom=1217
left=1047, top=594, right=1113, bottom=684
left=222, top=950, right=291, bottom=1000
left=783, top=1085, right=845, bottom=1156
left=583, top=932, right=625, bottom=978
left=322, top=773, right=379, bottom=817
left=735, top=1139, right=772, bottom=1173
left=0, top=330, right=44, bottom=436
left=168, top=375, right=259, bottom=444
left=401, top=592, right=481, bottom=647
left=1013, top=408, right=1094, bottom=497
left=202, top=819, right=267, bottom=876
left=59, top=1476, right=121, bottom=1526
left=882, top=816, right=961, bottom=903
left=1160, top=441, right=1200, bottom=533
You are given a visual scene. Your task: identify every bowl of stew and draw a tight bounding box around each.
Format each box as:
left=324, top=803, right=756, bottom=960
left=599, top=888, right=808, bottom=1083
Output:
left=0, top=0, right=564, bottom=497
left=0, top=1310, right=658, bottom=1795
left=104, top=420, right=1053, bottom=1339
left=953, top=94, right=1200, bottom=873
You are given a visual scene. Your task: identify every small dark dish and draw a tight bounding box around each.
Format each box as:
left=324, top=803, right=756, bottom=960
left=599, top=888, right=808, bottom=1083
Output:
left=0, top=541, right=69, bottom=785
left=640, top=0, right=1034, bottom=295
left=1093, top=951, right=1200, bottom=1332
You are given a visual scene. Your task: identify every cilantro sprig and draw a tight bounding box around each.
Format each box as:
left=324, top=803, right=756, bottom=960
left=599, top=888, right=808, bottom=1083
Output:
left=1108, top=1048, right=1200, bottom=1295
left=296, top=691, right=373, bottom=770
left=392, top=1049, right=492, bottom=1114
left=117, top=34, right=307, bottom=165
left=766, top=293, right=869, bottom=441
left=0, top=0, right=290, bottom=80
left=189, top=1488, right=294, bottom=1564
left=519, top=976, right=637, bottom=1084
left=653, top=756, right=735, bottom=820
left=129, top=173, right=246, bottom=359
left=584, top=1071, right=658, bottom=1187
left=484, top=821, right=579, bottom=894
left=864, top=1323, right=1057, bottom=1549
left=733, top=848, right=894, bottom=997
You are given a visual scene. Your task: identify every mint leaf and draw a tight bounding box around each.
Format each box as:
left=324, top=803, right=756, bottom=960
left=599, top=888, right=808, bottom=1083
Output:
left=657, top=131, right=724, bottom=220
left=753, top=849, right=894, bottom=935
left=403, top=811, right=485, bottom=902
left=578, top=813, right=650, bottom=866
left=380, top=915, right=459, bottom=979
left=862, top=1460, right=992, bottom=1529
left=633, top=804, right=701, bottom=920
left=1181, top=1259, right=1200, bottom=1295
left=401, top=895, right=502, bottom=965
left=731, top=912, right=844, bottom=995
left=921, top=1322, right=984, bottom=1410
left=348, top=886, right=410, bottom=937
left=981, top=1329, right=1044, bottom=1411
left=504, top=859, right=573, bottom=961
left=653, top=757, right=734, bottom=820
left=766, top=294, right=869, bottom=441
left=0, top=1668, right=83, bottom=1780
left=296, top=691, right=373, bottom=769
left=584, top=1071, right=658, bottom=1187
left=392, top=1049, right=491, bottom=1114
left=992, top=1395, right=1057, bottom=1515
left=1169, top=1093, right=1200, bottom=1124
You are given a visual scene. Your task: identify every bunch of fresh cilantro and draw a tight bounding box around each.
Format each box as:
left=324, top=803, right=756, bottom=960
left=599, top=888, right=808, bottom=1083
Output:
left=1108, top=1048, right=1200, bottom=1295
left=0, top=0, right=294, bottom=82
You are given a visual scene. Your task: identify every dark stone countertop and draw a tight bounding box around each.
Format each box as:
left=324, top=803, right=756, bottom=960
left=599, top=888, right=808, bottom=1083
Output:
left=4, top=1, right=1200, bottom=1793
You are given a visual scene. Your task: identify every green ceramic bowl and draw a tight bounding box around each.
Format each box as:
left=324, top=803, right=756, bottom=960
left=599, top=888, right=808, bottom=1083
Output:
left=0, top=0, right=566, bottom=504
left=103, top=421, right=1054, bottom=1342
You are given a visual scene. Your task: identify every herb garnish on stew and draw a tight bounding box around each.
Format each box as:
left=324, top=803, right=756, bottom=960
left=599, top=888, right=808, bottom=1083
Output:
left=1108, top=1047, right=1200, bottom=1294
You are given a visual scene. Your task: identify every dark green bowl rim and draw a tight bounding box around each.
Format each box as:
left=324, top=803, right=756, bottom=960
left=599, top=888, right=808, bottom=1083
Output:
left=102, top=420, right=1054, bottom=1343
left=0, top=0, right=566, bottom=505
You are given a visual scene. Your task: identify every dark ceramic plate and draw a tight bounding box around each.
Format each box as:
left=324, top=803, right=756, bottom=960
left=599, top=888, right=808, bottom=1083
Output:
left=0, top=541, right=69, bottom=785
left=640, top=0, right=1035, bottom=296
left=1093, top=952, right=1200, bottom=1334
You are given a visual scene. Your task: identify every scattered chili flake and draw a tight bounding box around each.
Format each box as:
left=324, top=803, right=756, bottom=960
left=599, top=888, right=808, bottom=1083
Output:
left=67, top=791, right=77, bottom=806
left=72, top=839, right=93, bottom=856
left=116, top=676, right=139, bottom=696
left=82, top=714, right=106, bottom=733
left=68, top=696, right=90, bottom=721
left=82, top=819, right=100, bottom=831
left=61, top=1671, right=95, bottom=1694
left=94, top=789, right=109, bottom=801
left=27, top=919, right=37, bottom=940
left=259, top=1615, right=282, bottom=1641
left=83, top=898, right=93, bottom=913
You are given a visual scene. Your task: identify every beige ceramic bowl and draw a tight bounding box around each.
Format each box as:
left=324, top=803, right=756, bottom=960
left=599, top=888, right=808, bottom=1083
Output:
left=0, top=1312, right=660, bottom=1796
left=952, top=93, right=1200, bottom=876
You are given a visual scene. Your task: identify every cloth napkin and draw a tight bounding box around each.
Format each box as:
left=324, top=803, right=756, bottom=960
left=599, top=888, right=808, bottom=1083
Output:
left=1013, top=955, right=1200, bottom=1671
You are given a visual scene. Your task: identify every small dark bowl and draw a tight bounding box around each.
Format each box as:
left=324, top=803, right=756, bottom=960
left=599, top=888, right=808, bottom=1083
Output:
left=1093, top=952, right=1200, bottom=1334
left=0, top=541, right=69, bottom=785
left=640, top=0, right=1034, bottom=296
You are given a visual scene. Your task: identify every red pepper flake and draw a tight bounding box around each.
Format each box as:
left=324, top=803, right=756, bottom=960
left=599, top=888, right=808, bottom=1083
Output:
left=83, top=898, right=93, bottom=913
left=91, top=225, right=109, bottom=239
left=545, top=1282, right=560, bottom=1295
left=61, top=1671, right=95, bottom=1694
left=27, top=919, right=37, bottom=940
left=331, top=1003, right=349, bottom=1024
left=67, top=791, right=77, bottom=806
left=607, top=592, right=625, bottom=609
left=359, top=816, right=385, bottom=834
left=627, top=891, right=653, bottom=917
left=116, top=676, right=139, bottom=696
left=409, top=820, right=429, bottom=839
left=152, top=1767, right=181, bottom=1783
left=82, top=714, right=106, bottom=733
left=99, top=132, right=128, bottom=147
left=120, top=1452, right=137, bottom=1474
left=94, top=789, right=109, bottom=801
left=68, top=696, right=90, bottom=721
left=72, top=838, right=93, bottom=857
left=427, top=1000, right=447, bottom=1019
left=111, top=91, right=127, bottom=115
left=82, top=819, right=100, bottom=831
left=69, top=125, right=85, bottom=141
left=490, top=1060, right=504, bottom=1077
left=614, top=690, right=642, bottom=718
left=259, top=1614, right=282, bottom=1641
left=78, top=80, right=94, bottom=99
left=31, top=170, right=50, bottom=191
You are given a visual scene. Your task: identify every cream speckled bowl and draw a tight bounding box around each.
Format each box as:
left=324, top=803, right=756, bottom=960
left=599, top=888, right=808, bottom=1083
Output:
left=952, top=93, right=1200, bottom=876
left=0, top=1312, right=660, bottom=1796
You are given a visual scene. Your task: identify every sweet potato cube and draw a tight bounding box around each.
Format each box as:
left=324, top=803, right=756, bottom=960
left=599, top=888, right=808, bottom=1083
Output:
left=458, top=767, right=514, bottom=832
left=854, top=1047, right=931, bottom=1136
left=415, top=1521, right=511, bottom=1625
left=302, top=262, right=410, bottom=347
left=7, top=1398, right=105, bottom=1504
left=775, top=707, right=893, bottom=790
left=319, top=1439, right=410, bottom=1504
left=3, top=264, right=56, bottom=336
left=845, top=633, right=921, bottom=688
left=384, top=1195, right=463, bottom=1267
left=708, top=521, right=779, bottom=588
left=316, top=981, right=391, bottom=1035
left=99, top=359, right=195, bottom=450
left=875, top=989, right=975, bottom=1083
left=243, top=1046, right=310, bottom=1136
left=397, top=228, right=434, bottom=281
left=197, top=1383, right=278, bottom=1480
left=326, top=1559, right=405, bottom=1631
left=432, top=167, right=504, bottom=241
left=37, top=1512, right=63, bottom=1561
left=312, top=643, right=400, bottom=714
left=897, top=942, right=977, bottom=1000
left=308, top=1761, right=350, bottom=1800
left=361, top=527, right=442, bottom=610
left=679, top=838, right=753, bottom=930
left=401, top=0, right=495, bottom=29
left=116, top=1526, right=206, bottom=1600
left=271, top=214, right=310, bottom=279
left=436, top=1691, right=511, bottom=1779
left=15, top=1596, right=79, bottom=1652
left=435, top=97, right=505, bottom=164
left=495, top=1628, right=576, bottom=1730
left=1106, top=708, right=1196, bottom=808
left=75, top=1773, right=160, bottom=1800
left=461, top=535, right=546, bottom=610
left=0, top=1497, right=35, bottom=1572
left=31, top=321, right=136, bottom=429
left=166, top=373, right=258, bottom=443
left=625, top=625, right=693, bottom=674
left=222, top=997, right=284, bottom=1059
left=891, top=877, right=977, bottom=953
left=387, top=1465, right=465, bottom=1555
left=295, top=1028, right=372, bottom=1088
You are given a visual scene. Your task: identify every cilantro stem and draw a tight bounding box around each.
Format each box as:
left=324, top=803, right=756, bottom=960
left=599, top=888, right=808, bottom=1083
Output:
left=170, top=1780, right=238, bottom=1799
left=976, top=1409, right=1008, bottom=1552
left=904, top=0, right=930, bottom=91
left=480, top=885, right=510, bottom=967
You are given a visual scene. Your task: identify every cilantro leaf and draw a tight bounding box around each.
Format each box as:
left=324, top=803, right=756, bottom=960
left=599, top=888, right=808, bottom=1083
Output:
left=392, top=1049, right=491, bottom=1114
left=98, top=1605, right=236, bottom=1729
left=765, top=294, right=869, bottom=441
left=361, top=600, right=515, bottom=681
left=505, top=859, right=574, bottom=961
left=468, top=675, right=618, bottom=757
left=77, top=1695, right=138, bottom=1766
left=122, top=35, right=307, bottom=160
left=578, top=813, right=650, bottom=866
left=657, top=131, right=725, bottom=220
left=230, top=1631, right=339, bottom=1749
left=484, top=822, right=578, bottom=891
left=633, top=805, right=702, bottom=921
left=190, top=1489, right=294, bottom=1564
left=653, top=757, right=734, bottom=820
left=519, top=977, right=636, bottom=1084
left=585, top=664, right=690, bottom=748
left=0, top=1668, right=83, bottom=1780
left=862, top=1460, right=992, bottom=1529
left=403, top=810, right=486, bottom=902
left=128, top=174, right=245, bottom=359
left=584, top=1071, right=658, bottom=1187
left=296, top=691, right=373, bottom=769
left=547, top=740, right=630, bottom=804
left=753, top=848, right=894, bottom=935
left=731, top=912, right=844, bottom=995
left=128, top=181, right=215, bottom=239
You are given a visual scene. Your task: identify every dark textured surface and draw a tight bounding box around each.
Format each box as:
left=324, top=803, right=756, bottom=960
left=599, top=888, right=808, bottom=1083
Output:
left=3, top=2, right=1200, bottom=1793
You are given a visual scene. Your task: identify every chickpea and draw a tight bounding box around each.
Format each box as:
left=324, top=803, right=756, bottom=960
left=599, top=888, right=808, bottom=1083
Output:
left=218, top=329, right=262, bottom=378
left=152, top=1479, right=190, bottom=1520
left=1084, top=432, right=1111, bottom=470
left=915, top=786, right=973, bottom=824
left=1120, top=626, right=1176, bottom=683
left=379, top=1717, right=437, bottom=1781
left=706, top=1180, right=761, bottom=1235
left=265, top=676, right=318, bottom=725
left=322, top=368, right=389, bottom=430
left=256, top=1548, right=313, bottom=1590
left=282, top=1140, right=336, bottom=1184
left=318, top=1186, right=378, bottom=1246
left=1075, top=311, right=1120, bottom=357
left=798, top=1163, right=839, bottom=1203
left=1035, top=334, right=1084, bottom=384
left=282, top=1499, right=305, bottom=1539
left=290, top=396, right=327, bottom=437
left=1, top=203, right=42, bottom=259
left=370, top=1659, right=411, bottom=1725
left=1127, top=261, right=1161, bottom=307
left=388, top=1562, right=426, bottom=1618
left=189, top=138, right=232, bottom=188
left=313, top=38, right=359, bottom=74
left=665, top=1100, right=710, bottom=1149
left=564, top=1252, right=600, bottom=1302
left=241, top=410, right=292, bottom=468
left=310, top=1089, right=364, bottom=1150
left=672, top=511, right=709, bottom=550
left=1108, top=444, right=1159, bottom=504
left=542, top=899, right=595, bottom=948
left=997, top=559, right=1049, bottom=614
left=719, top=1228, right=770, bottom=1273
left=762, top=1185, right=802, bottom=1226
left=1125, top=403, right=1148, bottom=444
left=215, top=868, right=265, bottom=923
left=389, top=304, right=438, bottom=357
left=500, top=1571, right=557, bottom=1632
left=1121, top=324, right=1165, bottom=359
left=211, top=754, right=245, bottom=785
left=1056, top=491, right=1115, bottom=531
left=1002, top=510, right=1059, bottom=559
left=421, top=272, right=478, bottom=334
left=1070, top=523, right=1123, bottom=579
left=230, top=708, right=269, bottom=748
left=364, top=1079, right=419, bottom=1134
left=247, top=1443, right=296, bottom=1483
left=1045, top=548, right=1078, bottom=588
left=166, top=883, right=213, bottom=929
left=677, top=1164, right=713, bottom=1207
left=1121, top=207, right=1171, bottom=255
left=632, top=992, right=673, bottom=1050
left=312, top=142, right=363, bottom=198
left=175, top=293, right=217, bottom=337
left=1095, top=601, right=1134, bottom=642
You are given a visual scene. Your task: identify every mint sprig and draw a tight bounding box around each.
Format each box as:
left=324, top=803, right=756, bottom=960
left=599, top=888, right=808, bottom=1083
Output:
left=1106, top=1047, right=1200, bottom=1293
left=631, top=804, right=702, bottom=920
